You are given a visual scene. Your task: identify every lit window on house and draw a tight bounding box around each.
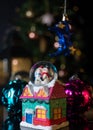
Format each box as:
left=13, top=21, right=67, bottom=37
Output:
left=53, top=108, right=62, bottom=119
left=36, top=109, right=46, bottom=119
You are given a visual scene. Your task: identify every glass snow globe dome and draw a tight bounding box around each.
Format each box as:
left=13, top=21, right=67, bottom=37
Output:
left=29, top=61, right=58, bottom=87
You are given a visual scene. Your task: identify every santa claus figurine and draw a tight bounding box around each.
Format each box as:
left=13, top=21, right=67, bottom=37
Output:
left=41, top=67, right=50, bottom=84
left=34, top=65, right=52, bottom=85
left=34, top=66, right=43, bottom=85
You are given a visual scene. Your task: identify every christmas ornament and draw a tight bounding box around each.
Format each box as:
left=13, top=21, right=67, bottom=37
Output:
left=1, top=79, right=27, bottom=114
left=2, top=115, right=21, bottom=130
left=29, top=61, right=58, bottom=86
left=1, top=76, right=27, bottom=130
left=65, top=74, right=91, bottom=124
left=48, top=0, right=73, bottom=57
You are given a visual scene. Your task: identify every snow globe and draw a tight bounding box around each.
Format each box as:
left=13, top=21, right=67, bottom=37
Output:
left=29, top=61, right=58, bottom=86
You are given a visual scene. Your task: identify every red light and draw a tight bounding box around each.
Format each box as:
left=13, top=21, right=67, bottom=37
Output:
left=82, top=90, right=90, bottom=104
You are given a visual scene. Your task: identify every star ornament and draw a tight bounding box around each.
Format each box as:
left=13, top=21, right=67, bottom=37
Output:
left=69, top=46, right=76, bottom=55
left=57, top=22, right=66, bottom=29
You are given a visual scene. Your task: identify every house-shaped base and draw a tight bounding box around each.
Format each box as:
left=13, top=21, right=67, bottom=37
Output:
left=20, top=81, right=69, bottom=130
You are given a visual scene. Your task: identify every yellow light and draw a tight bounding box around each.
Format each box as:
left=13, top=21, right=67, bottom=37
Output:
left=12, top=59, right=18, bottom=65
left=55, top=36, right=59, bottom=41
left=11, top=58, right=32, bottom=76
left=28, top=32, right=35, bottom=39
left=58, top=70, right=65, bottom=77
left=54, top=42, right=60, bottom=48
left=60, top=64, right=66, bottom=69
left=76, top=49, right=81, bottom=56
left=69, top=46, right=76, bottom=54
left=26, top=10, right=33, bottom=17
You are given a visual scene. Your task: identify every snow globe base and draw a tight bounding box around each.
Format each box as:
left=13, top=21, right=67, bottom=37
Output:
left=20, top=120, right=69, bottom=130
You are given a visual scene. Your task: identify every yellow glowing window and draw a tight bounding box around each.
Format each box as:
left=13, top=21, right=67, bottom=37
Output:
left=37, top=114, right=41, bottom=118
left=36, top=108, right=46, bottom=119
left=53, top=108, right=62, bottom=119
left=42, top=110, right=46, bottom=114
left=58, top=108, right=61, bottom=113
left=58, top=114, right=61, bottom=118
left=37, top=109, right=41, bottom=113
left=42, top=114, right=46, bottom=119
left=54, top=109, right=57, bottom=114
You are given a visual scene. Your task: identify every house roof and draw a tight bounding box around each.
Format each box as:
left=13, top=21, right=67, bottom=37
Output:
left=49, top=81, right=67, bottom=99
left=20, top=81, right=67, bottom=100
